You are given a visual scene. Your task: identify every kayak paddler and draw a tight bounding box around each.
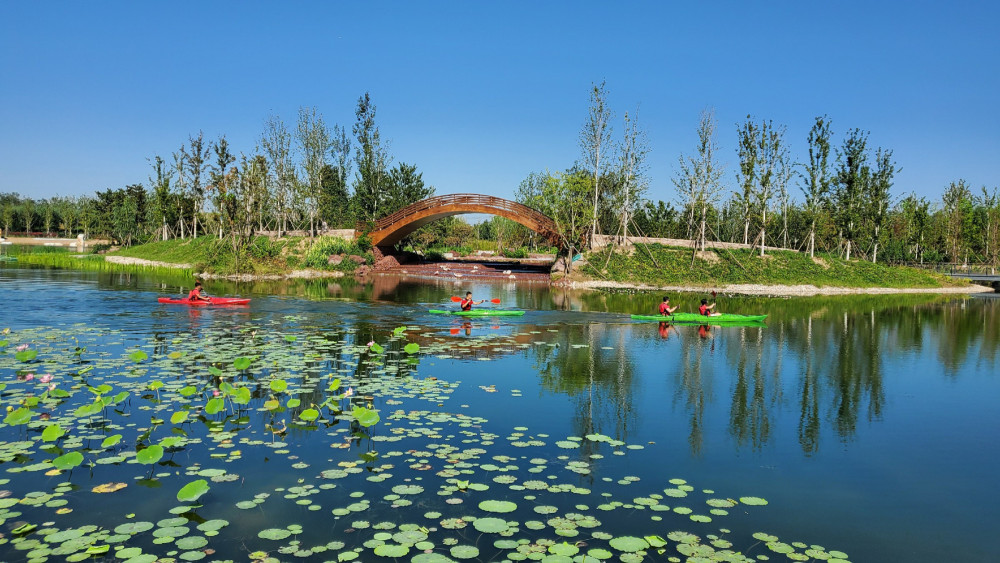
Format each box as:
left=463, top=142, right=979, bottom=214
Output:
left=698, top=298, right=721, bottom=317
left=460, top=291, right=484, bottom=311
left=659, top=296, right=678, bottom=316
left=188, top=281, right=211, bottom=302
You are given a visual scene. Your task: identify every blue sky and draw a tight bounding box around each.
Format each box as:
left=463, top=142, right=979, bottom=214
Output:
left=1, top=1, right=997, bottom=207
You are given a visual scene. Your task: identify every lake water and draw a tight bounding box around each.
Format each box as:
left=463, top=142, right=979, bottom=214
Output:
left=0, top=265, right=998, bottom=562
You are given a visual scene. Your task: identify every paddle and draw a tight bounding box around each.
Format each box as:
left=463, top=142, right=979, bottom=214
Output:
left=450, top=296, right=501, bottom=304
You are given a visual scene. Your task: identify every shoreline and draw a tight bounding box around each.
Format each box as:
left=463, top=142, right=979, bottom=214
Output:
left=104, top=255, right=344, bottom=281
left=574, top=279, right=995, bottom=296
left=94, top=255, right=997, bottom=295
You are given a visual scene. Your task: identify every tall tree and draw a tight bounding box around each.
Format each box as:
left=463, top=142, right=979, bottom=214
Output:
left=148, top=155, right=174, bottom=241
left=172, top=147, right=188, bottom=238
left=867, top=148, right=897, bottom=263
left=833, top=129, right=870, bottom=260
left=942, top=179, right=974, bottom=262
left=211, top=136, right=236, bottom=238
left=735, top=117, right=759, bottom=245
left=673, top=109, right=724, bottom=252
left=981, top=187, right=1000, bottom=270
left=296, top=107, right=332, bottom=237
left=352, top=92, right=391, bottom=224
left=612, top=108, right=650, bottom=243
left=800, top=116, right=833, bottom=257
left=384, top=162, right=434, bottom=218
left=899, top=193, right=931, bottom=263
left=318, top=124, right=353, bottom=229
left=752, top=120, right=789, bottom=256
left=580, top=81, right=613, bottom=247
left=261, top=114, right=295, bottom=235
left=183, top=132, right=210, bottom=238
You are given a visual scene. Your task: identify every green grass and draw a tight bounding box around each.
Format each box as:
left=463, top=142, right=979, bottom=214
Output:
left=111, top=237, right=216, bottom=265
left=584, top=244, right=962, bottom=289
left=12, top=252, right=194, bottom=278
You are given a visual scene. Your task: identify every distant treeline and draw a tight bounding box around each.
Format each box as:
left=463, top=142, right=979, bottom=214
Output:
left=2, top=86, right=997, bottom=267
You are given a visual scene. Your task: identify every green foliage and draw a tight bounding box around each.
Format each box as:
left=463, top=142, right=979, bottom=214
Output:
left=585, top=244, right=957, bottom=289
left=302, top=236, right=373, bottom=270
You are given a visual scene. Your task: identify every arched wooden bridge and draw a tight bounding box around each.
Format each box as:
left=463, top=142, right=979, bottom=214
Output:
left=361, top=193, right=560, bottom=248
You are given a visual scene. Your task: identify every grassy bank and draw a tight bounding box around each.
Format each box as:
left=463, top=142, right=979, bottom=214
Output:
left=583, top=244, right=963, bottom=289
left=11, top=252, right=194, bottom=278
left=109, top=235, right=374, bottom=275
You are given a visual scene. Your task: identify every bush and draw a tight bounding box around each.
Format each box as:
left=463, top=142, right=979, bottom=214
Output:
left=503, top=247, right=529, bottom=259
left=302, top=236, right=371, bottom=270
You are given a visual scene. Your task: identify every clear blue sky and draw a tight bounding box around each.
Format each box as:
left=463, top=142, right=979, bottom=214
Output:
left=2, top=1, right=997, bottom=207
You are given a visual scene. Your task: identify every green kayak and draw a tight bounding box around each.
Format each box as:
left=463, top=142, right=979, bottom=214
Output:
left=631, top=313, right=767, bottom=324
left=430, top=309, right=525, bottom=317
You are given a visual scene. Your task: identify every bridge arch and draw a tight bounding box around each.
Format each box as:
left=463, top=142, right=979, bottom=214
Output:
left=361, top=193, right=560, bottom=248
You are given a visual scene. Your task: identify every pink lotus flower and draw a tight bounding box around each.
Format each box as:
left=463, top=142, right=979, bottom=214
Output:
left=212, top=390, right=220, bottom=397
left=15, top=344, right=28, bottom=352
left=47, top=384, right=56, bottom=391
left=343, top=387, right=355, bottom=398
left=39, top=374, right=53, bottom=384
left=366, top=341, right=374, bottom=347
left=24, top=373, right=34, bottom=381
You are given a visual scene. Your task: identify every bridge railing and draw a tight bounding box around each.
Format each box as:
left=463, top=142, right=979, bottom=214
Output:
left=370, top=193, right=555, bottom=234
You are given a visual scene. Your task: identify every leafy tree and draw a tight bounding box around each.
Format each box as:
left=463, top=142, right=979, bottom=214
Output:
left=148, top=155, right=173, bottom=241
left=833, top=129, right=870, bottom=260
left=319, top=164, right=351, bottom=229
left=980, top=187, right=1000, bottom=269
left=899, top=193, right=931, bottom=263
left=633, top=200, right=680, bottom=238
left=261, top=114, right=296, bottom=235
left=580, top=81, right=613, bottom=247
left=942, top=179, right=975, bottom=262
left=183, top=132, right=210, bottom=238
left=735, top=117, right=759, bottom=245
left=520, top=170, right=594, bottom=271
left=20, top=199, right=35, bottom=234
left=384, top=162, right=434, bottom=217
left=172, top=147, right=189, bottom=238
left=752, top=119, right=790, bottom=256
left=673, top=109, right=724, bottom=252
left=867, top=148, right=897, bottom=263
left=296, top=106, right=333, bottom=237
left=94, top=185, right=148, bottom=246
left=610, top=108, right=649, bottom=243
left=210, top=136, right=236, bottom=238
left=800, top=116, right=833, bottom=257
left=352, top=92, right=391, bottom=224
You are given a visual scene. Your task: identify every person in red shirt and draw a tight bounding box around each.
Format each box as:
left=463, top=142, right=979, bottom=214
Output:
left=659, top=296, right=677, bottom=316
left=460, top=291, right=483, bottom=311
left=188, top=281, right=211, bottom=302
left=698, top=298, right=720, bottom=317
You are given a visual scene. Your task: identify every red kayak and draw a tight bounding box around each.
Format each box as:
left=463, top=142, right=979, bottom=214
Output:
left=158, top=297, right=250, bottom=305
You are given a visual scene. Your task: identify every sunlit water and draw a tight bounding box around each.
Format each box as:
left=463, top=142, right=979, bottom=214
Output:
left=1, top=265, right=998, bottom=562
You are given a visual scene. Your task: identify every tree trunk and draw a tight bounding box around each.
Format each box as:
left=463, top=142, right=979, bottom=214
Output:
left=809, top=220, right=816, bottom=258
left=846, top=239, right=852, bottom=261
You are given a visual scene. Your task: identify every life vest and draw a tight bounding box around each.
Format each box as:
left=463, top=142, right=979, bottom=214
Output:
left=659, top=302, right=671, bottom=315
left=699, top=304, right=710, bottom=316
left=460, top=298, right=473, bottom=311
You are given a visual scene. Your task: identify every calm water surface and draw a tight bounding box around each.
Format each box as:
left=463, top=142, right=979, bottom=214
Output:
left=0, top=266, right=997, bottom=562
